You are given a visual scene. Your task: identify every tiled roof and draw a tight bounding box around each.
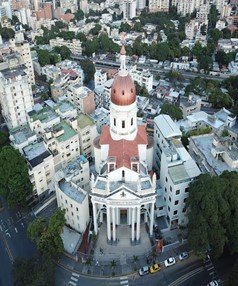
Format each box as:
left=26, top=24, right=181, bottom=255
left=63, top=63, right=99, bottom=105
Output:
left=99, top=125, right=148, bottom=169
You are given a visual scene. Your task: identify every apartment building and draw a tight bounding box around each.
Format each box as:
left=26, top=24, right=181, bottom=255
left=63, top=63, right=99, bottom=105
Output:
left=55, top=155, right=90, bottom=233
left=0, top=66, right=34, bottom=129
left=154, top=114, right=201, bottom=229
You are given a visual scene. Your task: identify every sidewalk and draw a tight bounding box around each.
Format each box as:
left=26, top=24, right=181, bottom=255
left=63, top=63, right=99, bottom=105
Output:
left=57, top=242, right=191, bottom=277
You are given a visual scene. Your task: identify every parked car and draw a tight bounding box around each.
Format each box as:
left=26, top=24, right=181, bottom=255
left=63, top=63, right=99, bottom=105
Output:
left=149, top=263, right=161, bottom=274
left=138, top=266, right=149, bottom=276
left=207, top=280, right=218, bottom=286
left=179, top=252, right=189, bottom=261
left=164, top=257, right=176, bottom=267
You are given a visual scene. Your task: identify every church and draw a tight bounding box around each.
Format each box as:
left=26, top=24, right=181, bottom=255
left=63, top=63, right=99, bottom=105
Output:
left=91, top=45, right=156, bottom=244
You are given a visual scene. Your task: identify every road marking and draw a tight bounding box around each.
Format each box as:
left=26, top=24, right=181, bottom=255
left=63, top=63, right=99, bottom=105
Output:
left=207, top=266, right=214, bottom=271
left=5, top=232, right=11, bottom=238
left=70, top=277, right=78, bottom=282
left=120, top=277, right=128, bottom=280
left=72, top=272, right=80, bottom=277
left=168, top=266, right=204, bottom=286
left=21, top=222, right=24, bottom=228
left=68, top=282, right=77, bottom=286
left=120, top=280, right=129, bottom=285
left=1, top=233, right=14, bottom=262
left=0, top=225, right=2, bottom=231
left=15, top=227, right=18, bottom=233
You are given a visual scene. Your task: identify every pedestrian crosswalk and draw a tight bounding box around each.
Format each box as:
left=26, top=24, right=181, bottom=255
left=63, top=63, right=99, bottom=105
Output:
left=120, top=276, right=129, bottom=286
left=68, top=272, right=80, bottom=286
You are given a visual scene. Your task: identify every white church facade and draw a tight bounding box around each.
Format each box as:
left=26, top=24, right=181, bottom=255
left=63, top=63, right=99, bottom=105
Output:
left=90, top=45, right=156, bottom=244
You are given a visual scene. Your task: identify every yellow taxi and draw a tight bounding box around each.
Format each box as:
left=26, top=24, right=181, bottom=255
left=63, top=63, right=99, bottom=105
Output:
left=149, top=263, right=161, bottom=274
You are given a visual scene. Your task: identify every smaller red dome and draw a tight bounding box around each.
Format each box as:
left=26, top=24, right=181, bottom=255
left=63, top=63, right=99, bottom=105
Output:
left=111, top=74, right=136, bottom=106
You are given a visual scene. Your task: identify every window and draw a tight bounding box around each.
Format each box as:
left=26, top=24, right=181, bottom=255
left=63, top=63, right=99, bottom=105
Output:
left=166, top=177, right=168, bottom=182
left=70, top=204, right=73, bottom=208
left=182, top=207, right=186, bottom=213
left=173, top=210, right=178, bottom=215
left=122, top=170, right=125, bottom=178
left=184, top=198, right=187, bottom=203
left=159, top=207, right=163, bottom=210
left=65, top=200, right=67, bottom=204
left=71, top=212, right=74, bottom=216
left=165, top=187, right=167, bottom=193
left=169, top=196, right=171, bottom=202
left=76, top=207, right=78, bottom=211
left=77, top=215, right=79, bottom=220
left=164, top=197, right=166, bottom=201
left=114, top=118, right=116, bottom=126
left=175, top=200, right=179, bottom=205
left=168, top=206, right=170, bottom=212
left=176, top=190, right=180, bottom=195
left=185, top=187, right=189, bottom=193
left=170, top=186, right=172, bottom=192
left=122, top=120, right=125, bottom=128
left=131, top=118, right=133, bottom=126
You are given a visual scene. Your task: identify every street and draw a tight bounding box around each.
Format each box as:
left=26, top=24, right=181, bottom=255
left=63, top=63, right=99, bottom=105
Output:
left=0, top=198, right=37, bottom=286
left=55, top=255, right=214, bottom=286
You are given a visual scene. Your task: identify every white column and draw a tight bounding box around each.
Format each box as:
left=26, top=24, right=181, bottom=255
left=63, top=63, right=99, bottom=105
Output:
left=144, top=204, right=148, bottom=223
left=136, top=206, right=140, bottom=241
left=131, top=207, right=135, bottom=242
left=107, top=206, right=111, bottom=241
left=93, top=202, right=98, bottom=234
left=149, top=202, right=155, bottom=236
left=112, top=207, right=116, bottom=242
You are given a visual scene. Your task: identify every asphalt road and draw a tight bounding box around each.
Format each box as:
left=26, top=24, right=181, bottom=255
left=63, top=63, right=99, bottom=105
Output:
left=0, top=199, right=37, bottom=286
left=55, top=255, right=212, bottom=286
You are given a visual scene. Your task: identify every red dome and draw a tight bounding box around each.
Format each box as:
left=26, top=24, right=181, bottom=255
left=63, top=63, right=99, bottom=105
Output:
left=110, top=74, right=136, bottom=106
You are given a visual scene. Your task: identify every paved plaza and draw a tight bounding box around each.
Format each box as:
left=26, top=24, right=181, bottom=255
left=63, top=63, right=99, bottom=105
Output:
left=94, top=222, right=152, bottom=263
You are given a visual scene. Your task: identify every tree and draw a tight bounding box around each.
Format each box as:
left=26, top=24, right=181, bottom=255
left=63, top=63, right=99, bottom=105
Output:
left=160, top=102, right=183, bottom=121
left=27, top=209, right=66, bottom=259
left=157, top=43, right=170, bottom=61
left=0, top=27, right=15, bottom=40
left=208, top=5, right=219, bottom=31
left=0, top=131, right=9, bottom=149
left=187, top=172, right=238, bottom=259
left=210, top=28, right=222, bottom=44
left=134, top=21, right=142, bottom=32
left=80, top=59, right=95, bottom=84
left=76, top=32, right=86, bottom=42
left=55, top=20, right=66, bottom=29
left=53, top=46, right=71, bottom=60
left=223, top=76, right=238, bottom=101
left=65, top=9, right=71, bottom=14
left=221, top=28, right=231, bottom=39
left=37, top=49, right=51, bottom=66
left=74, top=9, right=84, bottom=21
left=215, top=50, right=229, bottom=67
left=0, top=146, right=32, bottom=207
left=209, top=89, right=233, bottom=109
left=90, top=24, right=101, bottom=36
left=200, top=24, right=207, bottom=35
left=119, top=22, right=131, bottom=33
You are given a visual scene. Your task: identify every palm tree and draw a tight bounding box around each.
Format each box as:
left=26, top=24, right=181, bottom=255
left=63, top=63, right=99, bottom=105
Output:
left=133, top=255, right=139, bottom=270
left=110, top=259, right=117, bottom=276
left=85, top=258, right=92, bottom=274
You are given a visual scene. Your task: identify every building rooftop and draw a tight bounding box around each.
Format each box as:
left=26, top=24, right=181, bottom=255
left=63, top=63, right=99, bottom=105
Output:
left=77, top=113, right=95, bottom=129
left=59, top=180, right=86, bottom=204
left=154, top=114, right=182, bottom=139
left=0, top=65, right=27, bottom=79
left=10, top=124, right=35, bottom=145
left=191, top=134, right=238, bottom=175
left=53, top=121, right=77, bottom=142
left=23, top=141, right=51, bottom=168
left=28, top=106, right=59, bottom=123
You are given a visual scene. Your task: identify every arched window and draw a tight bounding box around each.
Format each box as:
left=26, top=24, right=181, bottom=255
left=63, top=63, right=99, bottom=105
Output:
left=114, top=118, right=116, bottom=126
left=122, top=120, right=125, bottom=128
left=131, top=118, right=133, bottom=126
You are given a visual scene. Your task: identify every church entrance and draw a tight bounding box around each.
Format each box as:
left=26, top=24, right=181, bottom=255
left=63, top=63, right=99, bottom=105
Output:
left=120, top=209, right=127, bottom=224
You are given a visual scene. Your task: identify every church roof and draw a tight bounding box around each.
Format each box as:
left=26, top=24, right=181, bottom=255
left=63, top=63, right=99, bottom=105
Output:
left=99, top=125, right=148, bottom=169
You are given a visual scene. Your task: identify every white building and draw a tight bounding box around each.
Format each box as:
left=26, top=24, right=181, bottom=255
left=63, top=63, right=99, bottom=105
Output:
left=91, top=45, right=156, bottom=244
left=120, top=0, right=137, bottom=20
left=55, top=155, right=90, bottom=233
left=0, top=66, right=34, bottom=129
left=130, top=67, right=153, bottom=93
left=228, top=52, right=238, bottom=74
left=217, top=38, right=238, bottom=53
left=94, top=69, right=107, bottom=89
left=154, top=114, right=201, bottom=228
left=23, top=141, right=55, bottom=197
left=49, top=38, right=82, bottom=55
left=10, top=38, right=36, bottom=85
left=94, top=78, right=113, bottom=109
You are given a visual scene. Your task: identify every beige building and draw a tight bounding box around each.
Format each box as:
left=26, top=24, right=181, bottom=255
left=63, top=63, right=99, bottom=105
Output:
left=49, top=37, right=82, bottom=55
left=66, top=84, right=95, bottom=114
left=55, top=155, right=90, bottom=233
left=149, top=0, right=169, bottom=12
